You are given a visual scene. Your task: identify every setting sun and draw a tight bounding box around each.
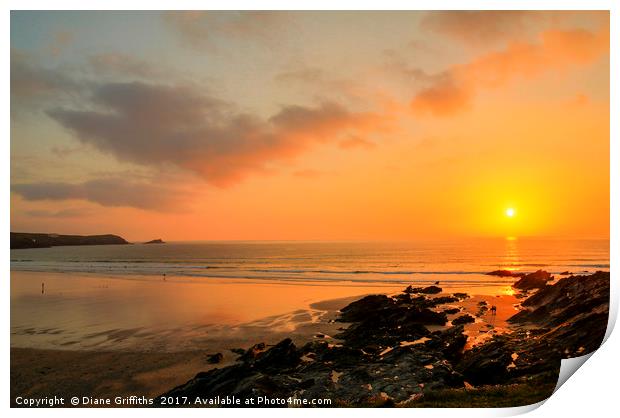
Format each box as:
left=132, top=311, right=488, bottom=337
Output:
left=506, top=208, right=516, bottom=218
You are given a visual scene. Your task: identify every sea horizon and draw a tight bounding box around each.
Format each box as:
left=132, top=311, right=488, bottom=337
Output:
left=10, top=238, right=609, bottom=285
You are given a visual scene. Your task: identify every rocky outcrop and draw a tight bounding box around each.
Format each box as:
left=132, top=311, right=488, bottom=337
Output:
left=512, top=270, right=553, bottom=290
left=206, top=353, right=223, bottom=364
left=144, top=239, right=165, bottom=244
left=157, top=329, right=467, bottom=406
left=486, top=270, right=524, bottom=277
left=404, top=285, right=442, bottom=294
left=451, top=314, right=475, bottom=325
left=10, top=232, right=129, bottom=249
left=508, top=271, right=609, bottom=356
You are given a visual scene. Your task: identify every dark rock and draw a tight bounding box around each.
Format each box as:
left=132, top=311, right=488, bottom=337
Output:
left=394, top=293, right=411, bottom=303
left=428, top=295, right=459, bottom=305
left=425, top=325, right=467, bottom=361
left=206, top=352, right=223, bottom=364
left=419, top=285, right=442, bottom=294
left=301, top=339, right=330, bottom=355
left=452, top=292, right=469, bottom=299
left=253, top=338, right=300, bottom=372
left=560, top=271, right=572, bottom=275
left=237, top=342, right=266, bottom=362
left=336, top=310, right=432, bottom=349
left=509, top=271, right=609, bottom=355
left=403, top=285, right=442, bottom=294
left=409, top=308, right=447, bottom=325
left=513, top=270, right=552, bottom=290
left=339, top=295, right=393, bottom=322
left=443, top=308, right=460, bottom=315
left=456, top=338, right=512, bottom=385
left=486, top=270, right=523, bottom=277
left=476, top=305, right=489, bottom=317
left=451, top=314, right=475, bottom=325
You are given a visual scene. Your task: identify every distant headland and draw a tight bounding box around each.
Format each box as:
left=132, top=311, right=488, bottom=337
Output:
left=10, top=232, right=130, bottom=249
left=144, top=239, right=165, bottom=244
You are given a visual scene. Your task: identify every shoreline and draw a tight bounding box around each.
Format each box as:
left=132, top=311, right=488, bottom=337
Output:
left=10, top=269, right=609, bottom=407
left=10, top=266, right=522, bottom=291
left=11, top=270, right=516, bottom=352
left=11, top=270, right=406, bottom=352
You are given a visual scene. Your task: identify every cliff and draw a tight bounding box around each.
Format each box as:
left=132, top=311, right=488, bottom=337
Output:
left=10, top=232, right=130, bottom=249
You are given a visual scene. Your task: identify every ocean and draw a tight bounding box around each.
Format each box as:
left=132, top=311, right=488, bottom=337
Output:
left=10, top=238, right=610, bottom=287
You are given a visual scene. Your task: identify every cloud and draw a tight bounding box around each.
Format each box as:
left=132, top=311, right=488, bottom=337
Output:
left=276, top=67, right=354, bottom=90
left=24, top=208, right=92, bottom=218
left=410, top=75, right=472, bottom=116
left=12, top=178, right=187, bottom=211
left=11, top=49, right=80, bottom=100
left=276, top=67, right=325, bottom=84
left=339, top=136, right=376, bottom=150
left=411, top=25, right=609, bottom=116
left=163, top=11, right=288, bottom=48
left=421, top=11, right=545, bottom=46
left=292, top=169, right=324, bottom=178
left=421, top=11, right=609, bottom=46
left=47, top=81, right=381, bottom=186
left=49, top=31, right=74, bottom=56
left=275, top=66, right=362, bottom=102
left=88, top=53, right=161, bottom=78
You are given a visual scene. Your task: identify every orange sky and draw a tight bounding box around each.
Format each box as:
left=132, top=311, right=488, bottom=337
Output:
left=10, top=11, right=610, bottom=241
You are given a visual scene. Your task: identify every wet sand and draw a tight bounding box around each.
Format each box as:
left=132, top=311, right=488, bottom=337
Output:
left=11, top=271, right=409, bottom=351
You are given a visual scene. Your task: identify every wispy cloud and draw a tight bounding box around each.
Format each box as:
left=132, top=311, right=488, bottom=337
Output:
left=292, top=169, right=324, bottom=178
left=163, top=11, right=289, bottom=49
left=411, top=24, right=609, bottom=116
left=24, top=208, right=92, bottom=218
left=88, top=53, right=163, bottom=78
left=420, top=11, right=541, bottom=46
left=11, top=49, right=80, bottom=100
left=12, top=177, right=188, bottom=211
left=339, top=136, right=376, bottom=150
left=48, top=31, right=74, bottom=56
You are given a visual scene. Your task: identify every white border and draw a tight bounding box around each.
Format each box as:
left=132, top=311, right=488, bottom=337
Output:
left=3, top=1, right=617, bottom=417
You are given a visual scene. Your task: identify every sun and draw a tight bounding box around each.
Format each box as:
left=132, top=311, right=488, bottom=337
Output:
left=506, top=208, right=516, bottom=218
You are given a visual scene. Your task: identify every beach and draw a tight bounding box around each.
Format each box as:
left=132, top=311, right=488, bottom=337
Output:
left=9, top=240, right=609, bottom=407
left=11, top=269, right=520, bottom=405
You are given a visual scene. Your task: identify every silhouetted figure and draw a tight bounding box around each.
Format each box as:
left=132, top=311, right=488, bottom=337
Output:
left=41, top=282, right=45, bottom=294
left=490, top=305, right=497, bottom=315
